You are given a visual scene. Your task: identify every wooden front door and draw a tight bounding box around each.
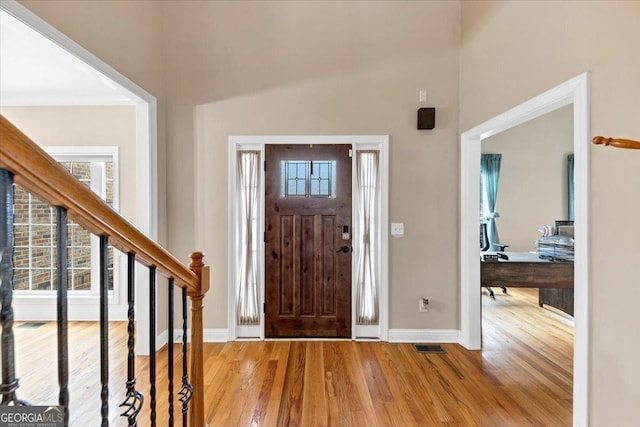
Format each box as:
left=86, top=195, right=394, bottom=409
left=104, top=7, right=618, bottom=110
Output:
left=265, top=144, right=352, bottom=338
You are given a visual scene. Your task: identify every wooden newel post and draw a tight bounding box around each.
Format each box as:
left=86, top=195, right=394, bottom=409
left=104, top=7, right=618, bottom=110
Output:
left=188, top=251, right=209, bottom=427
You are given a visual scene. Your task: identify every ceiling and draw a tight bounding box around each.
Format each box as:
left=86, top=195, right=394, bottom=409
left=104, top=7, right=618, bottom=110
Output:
left=0, top=9, right=135, bottom=106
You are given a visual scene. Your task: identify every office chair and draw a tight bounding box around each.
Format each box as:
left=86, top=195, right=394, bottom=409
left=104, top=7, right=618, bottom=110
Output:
left=481, top=223, right=508, bottom=299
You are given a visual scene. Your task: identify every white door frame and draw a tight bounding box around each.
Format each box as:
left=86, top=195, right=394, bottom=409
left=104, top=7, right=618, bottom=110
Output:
left=1, top=1, right=158, bottom=355
left=228, top=135, right=389, bottom=341
left=459, top=72, right=589, bottom=426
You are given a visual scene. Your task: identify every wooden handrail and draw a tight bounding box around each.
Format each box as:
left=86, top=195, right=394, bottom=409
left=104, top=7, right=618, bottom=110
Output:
left=0, top=114, right=198, bottom=290
left=593, top=136, right=640, bottom=150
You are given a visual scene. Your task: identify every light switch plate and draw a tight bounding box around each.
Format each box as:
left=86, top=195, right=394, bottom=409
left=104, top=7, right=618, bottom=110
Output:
left=391, top=222, right=404, bottom=237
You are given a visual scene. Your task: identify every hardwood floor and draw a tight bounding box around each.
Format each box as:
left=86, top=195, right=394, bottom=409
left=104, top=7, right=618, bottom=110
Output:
left=12, top=288, right=573, bottom=426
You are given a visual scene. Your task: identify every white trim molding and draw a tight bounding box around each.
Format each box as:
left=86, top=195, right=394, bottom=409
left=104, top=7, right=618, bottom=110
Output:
left=460, top=72, right=590, bottom=427
left=204, top=329, right=231, bottom=343
left=227, top=135, right=389, bottom=341
left=388, top=329, right=460, bottom=344
left=156, top=328, right=229, bottom=349
left=0, top=1, right=151, bottom=104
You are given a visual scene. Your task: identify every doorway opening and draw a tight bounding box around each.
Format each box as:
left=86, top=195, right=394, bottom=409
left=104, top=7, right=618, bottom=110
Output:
left=460, top=72, right=590, bottom=425
left=228, top=135, right=389, bottom=341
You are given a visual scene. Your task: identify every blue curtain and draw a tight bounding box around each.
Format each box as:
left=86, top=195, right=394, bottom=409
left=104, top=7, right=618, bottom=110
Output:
left=567, top=154, right=575, bottom=221
left=481, top=154, right=502, bottom=251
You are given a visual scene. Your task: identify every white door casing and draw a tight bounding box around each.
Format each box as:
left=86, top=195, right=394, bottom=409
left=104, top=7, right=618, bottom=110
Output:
left=459, top=72, right=589, bottom=427
left=228, top=136, right=389, bottom=341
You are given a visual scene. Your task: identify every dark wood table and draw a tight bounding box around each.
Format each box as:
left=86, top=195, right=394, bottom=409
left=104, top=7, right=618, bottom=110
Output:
left=481, top=252, right=574, bottom=316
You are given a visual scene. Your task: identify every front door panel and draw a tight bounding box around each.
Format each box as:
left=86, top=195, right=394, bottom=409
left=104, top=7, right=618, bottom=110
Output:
left=265, top=144, right=352, bottom=337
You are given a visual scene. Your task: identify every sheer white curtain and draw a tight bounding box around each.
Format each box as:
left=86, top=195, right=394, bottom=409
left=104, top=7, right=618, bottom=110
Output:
left=237, top=151, right=260, bottom=325
left=355, top=151, right=379, bottom=325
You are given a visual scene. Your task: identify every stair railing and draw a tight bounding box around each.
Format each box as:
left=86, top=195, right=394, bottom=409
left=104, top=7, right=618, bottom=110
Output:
left=0, top=114, right=207, bottom=427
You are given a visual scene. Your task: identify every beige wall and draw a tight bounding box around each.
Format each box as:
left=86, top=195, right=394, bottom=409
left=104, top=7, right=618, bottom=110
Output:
left=14, top=1, right=640, bottom=422
left=16, top=1, right=462, bottom=332
left=13, top=1, right=640, bottom=426
left=482, top=105, right=573, bottom=252
left=164, top=0, right=462, bottom=329
left=461, top=1, right=640, bottom=424
left=18, top=0, right=168, bottom=245
left=1, top=106, right=137, bottom=221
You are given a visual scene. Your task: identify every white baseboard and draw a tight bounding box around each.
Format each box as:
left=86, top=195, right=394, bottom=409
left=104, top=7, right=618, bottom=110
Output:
left=136, top=329, right=183, bottom=356
left=156, top=329, right=168, bottom=351
left=165, top=328, right=229, bottom=343
left=388, top=329, right=460, bottom=343
left=204, top=328, right=230, bottom=342
left=173, top=328, right=190, bottom=343
left=155, top=328, right=460, bottom=347
left=13, top=300, right=128, bottom=322
left=184, top=329, right=457, bottom=343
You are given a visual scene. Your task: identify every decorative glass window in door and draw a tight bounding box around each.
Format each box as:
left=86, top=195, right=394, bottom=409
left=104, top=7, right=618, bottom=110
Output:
left=280, top=160, right=336, bottom=198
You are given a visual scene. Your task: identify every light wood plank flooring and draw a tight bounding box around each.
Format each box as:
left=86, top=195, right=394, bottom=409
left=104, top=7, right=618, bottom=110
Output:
left=12, top=288, right=573, bottom=426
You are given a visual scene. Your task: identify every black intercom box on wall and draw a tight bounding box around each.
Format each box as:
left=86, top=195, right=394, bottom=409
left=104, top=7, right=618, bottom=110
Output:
left=417, top=107, right=436, bottom=130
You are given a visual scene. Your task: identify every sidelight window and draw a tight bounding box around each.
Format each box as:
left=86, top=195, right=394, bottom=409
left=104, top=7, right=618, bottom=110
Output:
left=236, top=151, right=260, bottom=325
left=354, top=151, right=379, bottom=325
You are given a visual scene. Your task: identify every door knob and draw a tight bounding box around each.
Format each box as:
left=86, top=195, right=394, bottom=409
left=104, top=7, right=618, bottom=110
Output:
left=337, top=245, right=351, bottom=253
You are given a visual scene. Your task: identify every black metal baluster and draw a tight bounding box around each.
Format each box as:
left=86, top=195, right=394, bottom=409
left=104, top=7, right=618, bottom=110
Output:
left=167, top=279, right=174, bottom=427
left=0, top=170, right=27, bottom=406
left=149, top=267, right=157, bottom=426
left=55, top=207, right=69, bottom=424
left=120, top=252, right=143, bottom=426
left=99, top=235, right=109, bottom=426
left=178, top=287, right=193, bottom=426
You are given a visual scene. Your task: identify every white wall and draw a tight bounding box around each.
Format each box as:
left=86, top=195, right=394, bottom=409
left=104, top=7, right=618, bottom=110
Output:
left=482, top=105, right=573, bottom=251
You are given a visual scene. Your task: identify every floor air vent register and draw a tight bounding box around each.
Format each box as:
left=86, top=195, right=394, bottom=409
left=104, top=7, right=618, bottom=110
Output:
left=413, top=344, right=446, bottom=354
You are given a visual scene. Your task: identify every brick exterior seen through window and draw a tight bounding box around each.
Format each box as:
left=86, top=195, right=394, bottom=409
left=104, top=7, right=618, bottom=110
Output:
left=12, top=160, right=114, bottom=292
